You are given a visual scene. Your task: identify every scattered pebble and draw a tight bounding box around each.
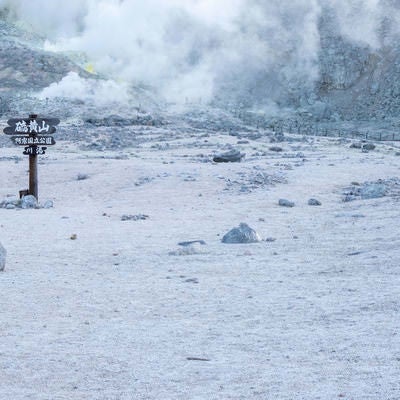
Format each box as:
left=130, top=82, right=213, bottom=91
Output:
left=178, top=240, right=206, bottom=247
left=184, top=278, right=199, bottom=284
left=169, top=243, right=206, bottom=256
left=76, top=173, right=89, bottom=181
left=348, top=251, right=362, bottom=256
left=269, top=146, right=283, bottom=152
left=121, top=214, right=149, bottom=221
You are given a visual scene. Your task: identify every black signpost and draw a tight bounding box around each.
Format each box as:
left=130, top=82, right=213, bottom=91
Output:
left=3, top=114, right=59, bottom=201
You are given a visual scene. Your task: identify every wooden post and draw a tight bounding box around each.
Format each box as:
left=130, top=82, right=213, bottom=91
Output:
left=29, top=114, right=38, bottom=200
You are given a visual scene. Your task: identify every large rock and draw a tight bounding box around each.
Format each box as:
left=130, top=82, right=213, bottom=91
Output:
left=342, top=180, right=388, bottom=201
left=213, top=149, right=245, bottom=163
left=360, top=182, right=386, bottom=199
left=222, top=223, right=261, bottom=244
left=0, top=242, right=6, bottom=271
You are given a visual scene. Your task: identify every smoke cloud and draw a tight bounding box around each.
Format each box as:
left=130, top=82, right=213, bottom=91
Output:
left=1, top=0, right=400, bottom=110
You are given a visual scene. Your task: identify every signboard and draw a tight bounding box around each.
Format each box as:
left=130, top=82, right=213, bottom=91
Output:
left=3, top=113, right=59, bottom=201
left=10, top=136, right=56, bottom=146
left=3, top=117, right=59, bottom=135
left=23, top=146, right=47, bottom=156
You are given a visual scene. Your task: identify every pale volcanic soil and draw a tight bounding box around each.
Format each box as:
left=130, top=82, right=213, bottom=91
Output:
left=1, top=129, right=400, bottom=400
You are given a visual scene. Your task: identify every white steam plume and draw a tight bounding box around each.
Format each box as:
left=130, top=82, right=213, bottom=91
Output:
left=2, top=0, right=400, bottom=108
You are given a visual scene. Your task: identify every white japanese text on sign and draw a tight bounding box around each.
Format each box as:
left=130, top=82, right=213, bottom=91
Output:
left=14, top=120, right=50, bottom=133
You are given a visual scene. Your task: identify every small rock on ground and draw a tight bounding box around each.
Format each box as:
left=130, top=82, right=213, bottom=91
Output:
left=43, top=200, right=54, bottom=209
left=21, top=195, right=38, bottom=209
left=269, top=146, right=283, bottom=152
left=121, top=214, right=149, bottom=221
left=178, top=240, right=206, bottom=247
left=362, top=143, right=376, bottom=151
left=308, top=198, right=322, bottom=206
left=278, top=199, right=295, bottom=207
left=76, top=173, right=89, bottom=181
left=0, top=242, right=6, bottom=272
left=169, top=243, right=206, bottom=256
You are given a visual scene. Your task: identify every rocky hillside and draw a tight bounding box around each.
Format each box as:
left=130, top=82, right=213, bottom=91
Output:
left=317, top=6, right=400, bottom=122
left=0, top=20, right=91, bottom=93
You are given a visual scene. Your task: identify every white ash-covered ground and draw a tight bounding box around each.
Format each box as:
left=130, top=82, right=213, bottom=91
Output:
left=1, top=127, right=400, bottom=399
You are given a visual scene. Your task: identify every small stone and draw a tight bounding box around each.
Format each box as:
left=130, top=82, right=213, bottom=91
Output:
left=308, top=198, right=322, bottom=206
left=169, top=243, right=206, bottom=256
left=178, top=240, right=206, bottom=247
left=269, top=146, right=283, bottom=152
left=342, top=194, right=357, bottom=202
left=222, top=223, right=261, bottom=244
left=70, top=234, right=77, bottom=240
left=77, top=173, right=89, bottom=181
left=43, top=200, right=54, bottom=209
left=362, top=143, right=376, bottom=151
left=6, top=203, right=16, bottom=209
left=278, top=199, right=295, bottom=207
left=0, top=242, right=6, bottom=271
left=21, top=195, right=38, bottom=209
left=121, top=214, right=149, bottom=221
left=185, top=278, right=199, bottom=284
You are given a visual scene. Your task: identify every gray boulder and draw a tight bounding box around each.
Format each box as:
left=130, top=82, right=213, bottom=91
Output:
left=342, top=180, right=388, bottom=201
left=0, top=243, right=6, bottom=271
left=308, top=198, right=322, bottom=206
left=362, top=143, right=376, bottom=151
left=269, top=146, right=283, bottom=152
left=21, top=195, right=38, bottom=209
left=213, top=149, right=245, bottom=163
left=278, top=199, right=295, bottom=207
left=42, top=200, right=54, bottom=209
left=222, top=223, right=261, bottom=244
left=360, top=182, right=386, bottom=199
